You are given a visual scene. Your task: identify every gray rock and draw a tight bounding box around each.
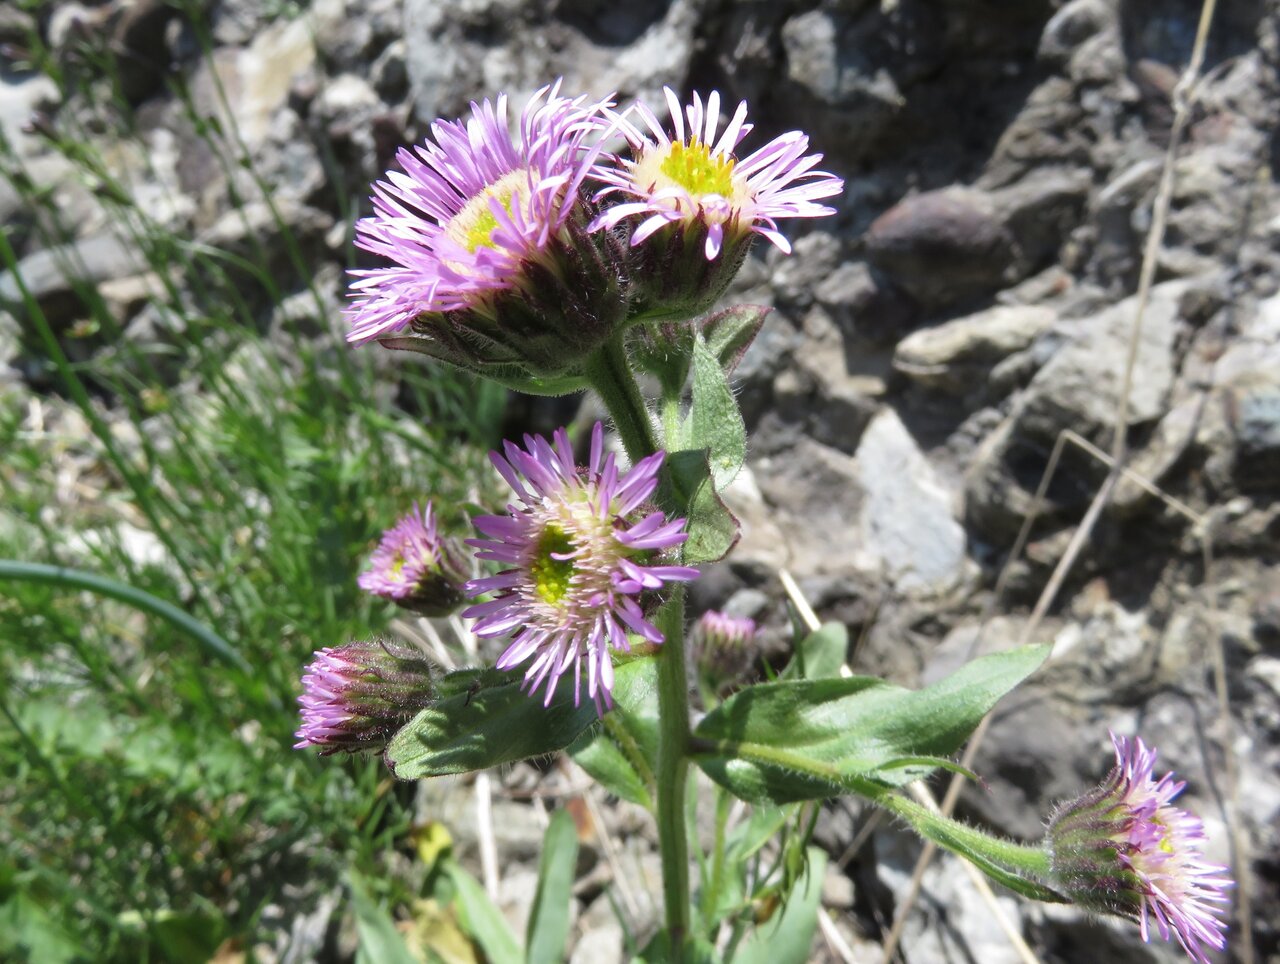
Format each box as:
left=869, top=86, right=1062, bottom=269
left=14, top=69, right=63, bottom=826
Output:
left=1037, top=0, right=1117, bottom=66
left=0, top=233, right=148, bottom=329
left=196, top=199, right=333, bottom=299
left=989, top=168, right=1093, bottom=276
left=854, top=409, right=968, bottom=594
left=402, top=0, right=698, bottom=127
left=0, top=73, right=61, bottom=162
left=778, top=7, right=904, bottom=157
left=570, top=920, right=623, bottom=964
left=1013, top=279, right=1192, bottom=444
left=751, top=438, right=866, bottom=578
left=894, top=305, right=1056, bottom=395
left=864, top=187, right=1017, bottom=308
left=875, top=826, right=1031, bottom=964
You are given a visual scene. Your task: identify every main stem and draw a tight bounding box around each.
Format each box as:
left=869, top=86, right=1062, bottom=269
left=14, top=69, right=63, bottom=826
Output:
left=585, top=336, right=692, bottom=951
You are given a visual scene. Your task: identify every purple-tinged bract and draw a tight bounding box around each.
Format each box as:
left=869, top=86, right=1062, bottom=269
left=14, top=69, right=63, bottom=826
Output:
left=586, top=88, right=842, bottom=321
left=358, top=501, right=469, bottom=616
left=294, top=640, right=436, bottom=755
left=1046, top=732, right=1232, bottom=964
left=463, top=422, right=698, bottom=712
left=346, top=83, right=628, bottom=382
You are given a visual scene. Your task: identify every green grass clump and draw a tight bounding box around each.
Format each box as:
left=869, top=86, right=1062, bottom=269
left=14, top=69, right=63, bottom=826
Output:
left=0, top=15, right=506, bottom=960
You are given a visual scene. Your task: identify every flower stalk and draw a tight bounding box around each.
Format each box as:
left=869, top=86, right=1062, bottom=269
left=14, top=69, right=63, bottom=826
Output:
left=586, top=336, right=694, bottom=952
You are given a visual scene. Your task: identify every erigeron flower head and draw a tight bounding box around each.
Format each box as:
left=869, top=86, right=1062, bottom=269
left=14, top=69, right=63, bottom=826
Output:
left=1046, top=732, right=1232, bottom=964
left=358, top=502, right=470, bottom=616
left=463, top=422, right=698, bottom=712
left=588, top=87, right=843, bottom=321
left=346, top=82, right=629, bottom=384
left=693, top=609, right=757, bottom=651
left=692, top=609, right=758, bottom=695
left=294, top=640, right=436, bottom=755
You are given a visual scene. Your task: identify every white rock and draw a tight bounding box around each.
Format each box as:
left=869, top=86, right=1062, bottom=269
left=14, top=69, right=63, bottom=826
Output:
left=854, top=410, right=967, bottom=593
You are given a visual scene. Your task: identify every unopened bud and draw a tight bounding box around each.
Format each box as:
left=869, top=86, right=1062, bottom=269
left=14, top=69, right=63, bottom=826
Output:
left=293, top=640, right=436, bottom=755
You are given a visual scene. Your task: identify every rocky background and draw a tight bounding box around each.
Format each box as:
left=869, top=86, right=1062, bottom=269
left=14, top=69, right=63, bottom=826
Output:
left=2, top=0, right=1279, bottom=961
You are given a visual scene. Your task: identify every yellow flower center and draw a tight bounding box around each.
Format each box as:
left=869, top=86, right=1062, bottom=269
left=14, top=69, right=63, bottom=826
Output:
left=445, top=169, right=529, bottom=254
left=530, top=524, right=576, bottom=606
left=658, top=140, right=737, bottom=197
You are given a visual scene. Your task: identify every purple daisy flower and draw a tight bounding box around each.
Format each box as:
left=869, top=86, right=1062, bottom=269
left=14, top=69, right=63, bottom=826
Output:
left=346, top=82, right=609, bottom=345
left=463, top=422, right=698, bottom=712
left=294, top=640, right=436, bottom=755
left=589, top=87, right=843, bottom=260
left=358, top=502, right=470, bottom=616
left=1047, top=732, right=1232, bottom=964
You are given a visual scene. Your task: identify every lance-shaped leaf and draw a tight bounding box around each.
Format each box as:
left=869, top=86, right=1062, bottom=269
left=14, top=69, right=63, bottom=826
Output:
left=387, top=662, right=649, bottom=779
left=568, top=657, right=659, bottom=807
left=691, top=645, right=1049, bottom=805
left=525, top=809, right=580, bottom=964
left=684, top=333, right=747, bottom=489
left=729, top=847, right=826, bottom=964
left=666, top=449, right=740, bottom=564
left=779, top=622, right=847, bottom=681
left=701, top=304, right=770, bottom=375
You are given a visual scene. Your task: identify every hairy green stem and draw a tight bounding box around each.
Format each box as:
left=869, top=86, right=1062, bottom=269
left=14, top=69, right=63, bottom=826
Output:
left=585, top=336, right=693, bottom=954
left=652, top=590, right=691, bottom=948
left=876, top=791, right=1052, bottom=878
left=583, top=336, right=661, bottom=463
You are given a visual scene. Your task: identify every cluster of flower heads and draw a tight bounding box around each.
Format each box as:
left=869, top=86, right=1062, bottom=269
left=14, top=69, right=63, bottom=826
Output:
left=308, top=422, right=695, bottom=727
left=345, top=81, right=843, bottom=371
left=1047, top=732, right=1232, bottom=963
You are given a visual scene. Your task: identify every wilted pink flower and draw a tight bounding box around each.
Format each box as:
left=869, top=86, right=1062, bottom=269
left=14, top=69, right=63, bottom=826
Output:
left=1047, top=733, right=1232, bottom=964
left=589, top=88, right=843, bottom=260
left=346, top=82, right=610, bottom=347
left=463, top=422, right=698, bottom=711
left=294, top=640, right=436, bottom=755
left=358, top=502, right=469, bottom=616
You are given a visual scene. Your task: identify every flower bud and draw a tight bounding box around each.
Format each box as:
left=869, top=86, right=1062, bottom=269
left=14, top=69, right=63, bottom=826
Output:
left=358, top=502, right=470, bottom=617
left=1045, top=732, right=1231, bottom=963
left=692, top=609, right=758, bottom=694
left=293, top=640, right=436, bottom=755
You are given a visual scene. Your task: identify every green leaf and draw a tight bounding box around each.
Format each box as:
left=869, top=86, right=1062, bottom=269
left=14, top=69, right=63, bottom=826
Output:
left=667, top=449, right=740, bottom=564
left=779, top=622, right=847, bottom=681
left=385, top=667, right=602, bottom=779
left=568, top=657, right=659, bottom=807
left=526, top=809, right=580, bottom=964
left=447, top=863, right=522, bottom=964
left=685, top=334, right=746, bottom=489
left=701, top=305, right=770, bottom=375
left=568, top=727, right=651, bottom=807
left=350, top=873, right=418, bottom=964
left=692, top=645, right=1050, bottom=805
left=729, top=847, right=826, bottom=964
left=0, top=893, right=85, bottom=964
